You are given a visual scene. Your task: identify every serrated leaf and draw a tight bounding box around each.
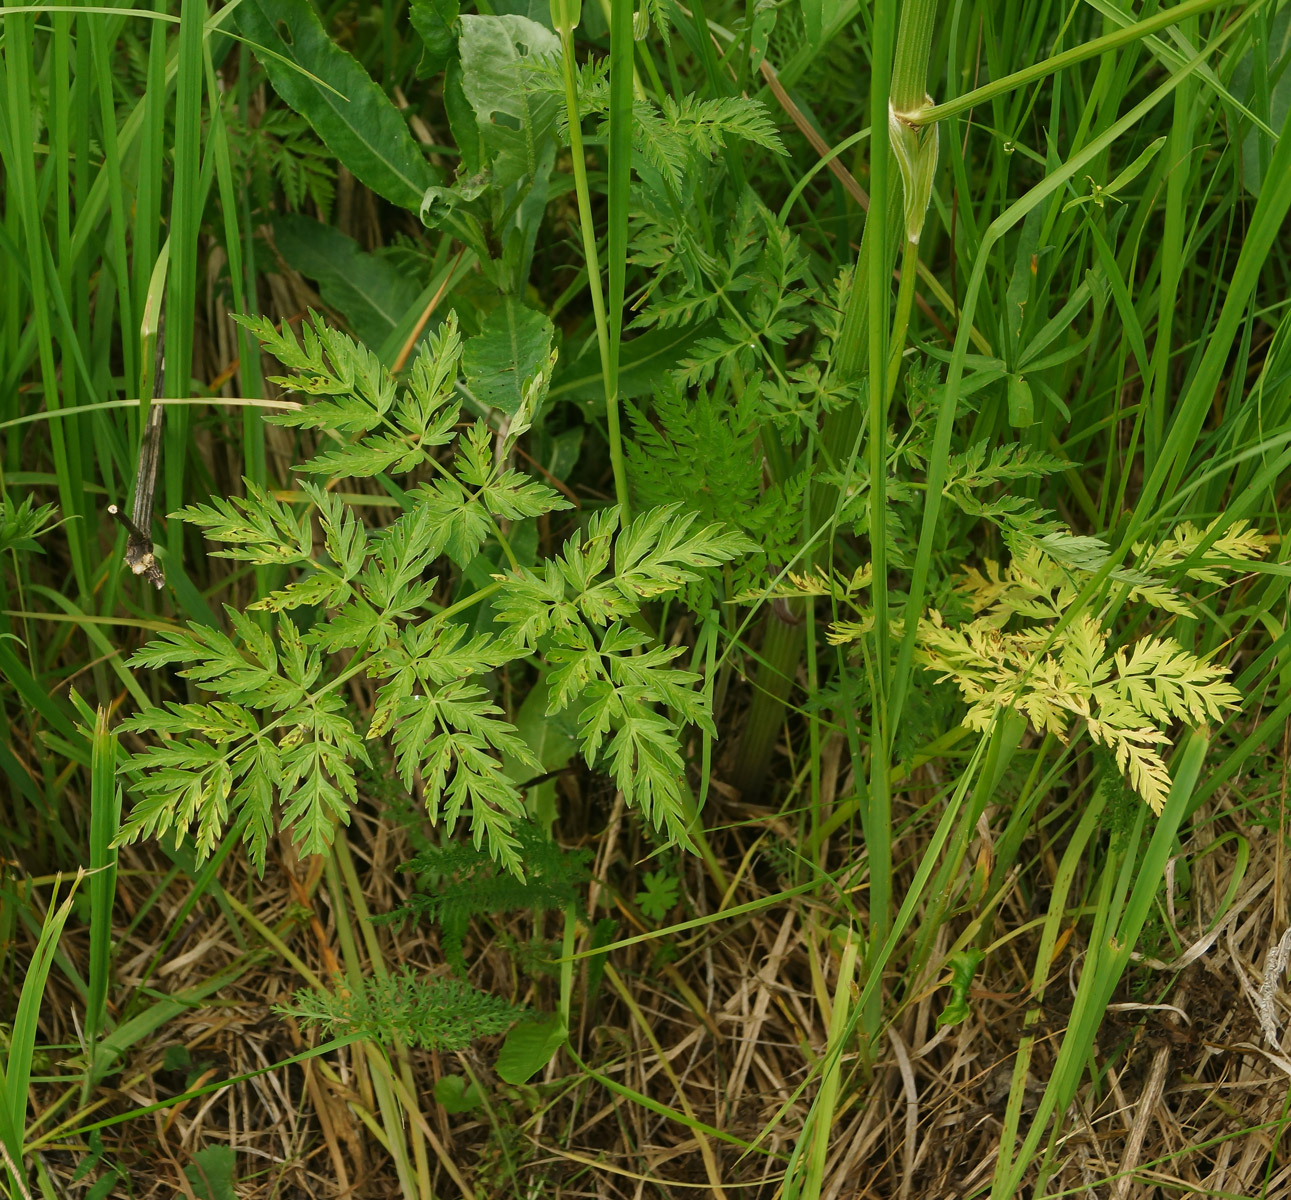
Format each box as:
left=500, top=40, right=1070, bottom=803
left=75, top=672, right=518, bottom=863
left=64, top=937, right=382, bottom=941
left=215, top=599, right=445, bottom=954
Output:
left=434, top=1074, right=483, bottom=1113
left=184, top=1147, right=238, bottom=1200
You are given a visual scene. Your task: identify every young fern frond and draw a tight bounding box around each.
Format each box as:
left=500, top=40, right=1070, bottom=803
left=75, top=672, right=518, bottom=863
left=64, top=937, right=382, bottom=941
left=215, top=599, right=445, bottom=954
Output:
left=116, top=313, right=750, bottom=876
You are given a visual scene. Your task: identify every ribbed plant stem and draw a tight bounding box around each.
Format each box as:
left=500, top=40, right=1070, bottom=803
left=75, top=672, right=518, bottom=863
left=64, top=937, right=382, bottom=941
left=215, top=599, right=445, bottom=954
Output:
left=890, top=0, right=940, bottom=113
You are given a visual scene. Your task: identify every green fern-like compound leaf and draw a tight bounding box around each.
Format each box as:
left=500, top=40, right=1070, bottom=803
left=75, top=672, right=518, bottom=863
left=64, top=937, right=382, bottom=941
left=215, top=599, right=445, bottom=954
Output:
left=116, top=312, right=751, bottom=877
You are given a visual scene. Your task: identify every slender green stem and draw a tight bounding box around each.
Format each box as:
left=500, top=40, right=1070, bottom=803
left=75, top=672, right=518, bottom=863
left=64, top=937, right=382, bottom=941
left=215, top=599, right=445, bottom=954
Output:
left=885, top=240, right=920, bottom=400
left=889, top=0, right=940, bottom=112
left=605, top=0, right=634, bottom=514
left=859, top=0, right=901, bottom=1058
left=555, top=21, right=630, bottom=512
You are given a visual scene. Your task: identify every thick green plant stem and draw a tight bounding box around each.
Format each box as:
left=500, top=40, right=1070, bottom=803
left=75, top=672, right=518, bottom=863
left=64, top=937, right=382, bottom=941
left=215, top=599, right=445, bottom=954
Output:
left=890, top=0, right=939, bottom=110
left=731, top=608, right=803, bottom=798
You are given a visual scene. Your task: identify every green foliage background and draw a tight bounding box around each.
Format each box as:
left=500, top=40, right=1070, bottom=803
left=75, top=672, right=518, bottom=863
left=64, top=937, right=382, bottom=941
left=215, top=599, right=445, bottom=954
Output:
left=2, top=0, right=1291, bottom=1195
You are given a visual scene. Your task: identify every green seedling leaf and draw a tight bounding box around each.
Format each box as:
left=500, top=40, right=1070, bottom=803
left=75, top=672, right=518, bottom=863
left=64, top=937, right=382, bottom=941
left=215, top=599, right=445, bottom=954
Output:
left=635, top=869, right=680, bottom=920
left=231, top=0, right=439, bottom=210
left=273, top=215, right=422, bottom=350
left=184, top=1146, right=237, bottom=1200
left=162, top=1045, right=193, bottom=1073
left=497, top=1013, right=567, bottom=1084
left=463, top=297, right=555, bottom=415
left=1064, top=136, right=1166, bottom=211
left=936, top=949, right=985, bottom=1027
left=0, top=492, right=60, bottom=555
left=435, top=1074, right=485, bottom=1113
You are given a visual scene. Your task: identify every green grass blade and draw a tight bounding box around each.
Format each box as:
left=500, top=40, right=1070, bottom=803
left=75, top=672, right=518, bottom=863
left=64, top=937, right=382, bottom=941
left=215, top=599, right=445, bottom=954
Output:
left=0, top=873, right=82, bottom=1191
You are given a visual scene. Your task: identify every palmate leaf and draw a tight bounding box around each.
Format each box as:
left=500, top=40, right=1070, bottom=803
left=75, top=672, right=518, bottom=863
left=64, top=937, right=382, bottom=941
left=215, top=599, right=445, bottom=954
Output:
left=600, top=696, right=694, bottom=848
left=488, top=506, right=749, bottom=846
left=1134, top=518, right=1269, bottom=584
left=117, top=722, right=281, bottom=865
left=300, top=483, right=366, bottom=578
left=611, top=504, right=757, bottom=600
left=545, top=623, right=710, bottom=848
left=1110, top=637, right=1240, bottom=724
left=279, top=698, right=366, bottom=858
left=385, top=680, right=535, bottom=873
left=294, top=434, right=412, bottom=479
left=251, top=311, right=466, bottom=482
left=240, top=312, right=396, bottom=418
left=571, top=88, right=783, bottom=195
left=494, top=504, right=754, bottom=641
left=128, top=610, right=300, bottom=711
left=118, top=613, right=366, bottom=869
